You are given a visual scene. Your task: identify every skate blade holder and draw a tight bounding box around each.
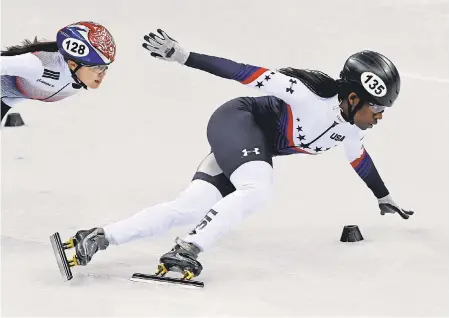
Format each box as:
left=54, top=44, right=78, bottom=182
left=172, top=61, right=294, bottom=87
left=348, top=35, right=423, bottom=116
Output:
left=50, top=232, right=78, bottom=281
left=130, top=264, right=204, bottom=288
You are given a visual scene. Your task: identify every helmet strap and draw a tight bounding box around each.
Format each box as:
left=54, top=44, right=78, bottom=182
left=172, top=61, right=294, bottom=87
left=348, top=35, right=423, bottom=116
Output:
left=67, top=60, right=88, bottom=89
left=346, top=97, right=365, bottom=125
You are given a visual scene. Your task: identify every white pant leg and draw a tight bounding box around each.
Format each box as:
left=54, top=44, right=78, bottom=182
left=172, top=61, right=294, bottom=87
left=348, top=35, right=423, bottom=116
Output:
left=182, top=161, right=274, bottom=251
left=104, top=179, right=222, bottom=245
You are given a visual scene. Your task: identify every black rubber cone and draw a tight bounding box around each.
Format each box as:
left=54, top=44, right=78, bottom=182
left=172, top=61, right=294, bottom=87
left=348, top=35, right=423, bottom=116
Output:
left=4, top=113, right=25, bottom=127
left=340, top=225, right=364, bottom=242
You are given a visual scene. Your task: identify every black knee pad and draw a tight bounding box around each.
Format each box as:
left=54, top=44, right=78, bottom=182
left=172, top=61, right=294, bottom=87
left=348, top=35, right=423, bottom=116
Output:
left=192, top=153, right=236, bottom=198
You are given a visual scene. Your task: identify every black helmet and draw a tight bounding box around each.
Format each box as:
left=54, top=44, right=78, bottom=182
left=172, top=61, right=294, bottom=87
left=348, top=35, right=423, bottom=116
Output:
left=340, top=50, right=400, bottom=107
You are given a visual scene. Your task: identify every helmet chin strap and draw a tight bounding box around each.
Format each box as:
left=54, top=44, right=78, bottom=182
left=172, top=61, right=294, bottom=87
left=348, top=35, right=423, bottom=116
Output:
left=69, top=63, right=88, bottom=90
left=342, top=97, right=365, bottom=125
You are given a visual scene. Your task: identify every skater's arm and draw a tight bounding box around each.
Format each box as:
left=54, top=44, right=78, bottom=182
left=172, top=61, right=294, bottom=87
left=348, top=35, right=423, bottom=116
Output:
left=343, top=134, right=389, bottom=199
left=142, top=29, right=310, bottom=104
left=185, top=52, right=265, bottom=82
left=0, top=53, right=43, bottom=80
left=344, top=134, right=415, bottom=219
left=184, top=52, right=311, bottom=103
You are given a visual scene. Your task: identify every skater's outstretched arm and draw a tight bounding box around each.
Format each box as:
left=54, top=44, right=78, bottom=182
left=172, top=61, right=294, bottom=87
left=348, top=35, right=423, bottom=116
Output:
left=0, top=53, right=44, bottom=80
left=142, top=29, right=313, bottom=105
left=343, top=134, right=414, bottom=219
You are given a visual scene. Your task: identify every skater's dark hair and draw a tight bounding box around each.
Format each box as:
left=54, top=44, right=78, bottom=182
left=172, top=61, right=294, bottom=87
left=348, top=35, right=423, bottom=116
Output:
left=278, top=67, right=358, bottom=101
left=1, top=37, right=58, bottom=56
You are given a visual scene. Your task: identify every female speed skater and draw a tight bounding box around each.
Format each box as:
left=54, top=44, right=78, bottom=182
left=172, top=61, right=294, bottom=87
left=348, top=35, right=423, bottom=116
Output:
left=56, top=29, right=414, bottom=281
left=1, top=21, right=116, bottom=122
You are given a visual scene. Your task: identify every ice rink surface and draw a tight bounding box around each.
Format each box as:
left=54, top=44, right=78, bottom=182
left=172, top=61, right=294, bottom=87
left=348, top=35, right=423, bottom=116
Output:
left=1, top=0, right=448, bottom=316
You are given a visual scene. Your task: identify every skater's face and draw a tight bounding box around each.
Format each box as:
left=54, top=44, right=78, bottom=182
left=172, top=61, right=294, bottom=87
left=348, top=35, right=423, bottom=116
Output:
left=349, top=93, right=384, bottom=130
left=67, top=61, right=108, bottom=89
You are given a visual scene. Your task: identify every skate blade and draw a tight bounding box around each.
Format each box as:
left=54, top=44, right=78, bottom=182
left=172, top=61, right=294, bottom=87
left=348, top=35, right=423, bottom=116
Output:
left=49, top=232, right=73, bottom=281
left=130, top=273, right=204, bottom=288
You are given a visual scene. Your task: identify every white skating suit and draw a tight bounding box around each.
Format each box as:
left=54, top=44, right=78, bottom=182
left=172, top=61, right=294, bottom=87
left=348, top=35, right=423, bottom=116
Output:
left=241, top=69, right=366, bottom=159
left=1, top=51, right=82, bottom=107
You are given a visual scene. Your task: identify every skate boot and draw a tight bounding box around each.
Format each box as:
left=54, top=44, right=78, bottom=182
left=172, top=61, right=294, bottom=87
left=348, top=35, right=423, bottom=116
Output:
left=73, top=227, right=109, bottom=266
left=157, top=237, right=203, bottom=280
left=50, top=227, right=109, bottom=280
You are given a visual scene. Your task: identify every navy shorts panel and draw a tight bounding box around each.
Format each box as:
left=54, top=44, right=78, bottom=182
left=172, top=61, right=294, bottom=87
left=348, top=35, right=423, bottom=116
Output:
left=206, top=97, right=273, bottom=178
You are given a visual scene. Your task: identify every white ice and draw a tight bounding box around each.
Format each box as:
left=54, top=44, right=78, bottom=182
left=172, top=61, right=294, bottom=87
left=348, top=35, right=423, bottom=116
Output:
left=1, top=0, right=448, bottom=317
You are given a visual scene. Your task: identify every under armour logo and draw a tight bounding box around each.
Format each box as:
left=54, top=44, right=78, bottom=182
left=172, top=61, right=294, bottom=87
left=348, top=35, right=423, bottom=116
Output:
left=242, top=148, right=260, bottom=156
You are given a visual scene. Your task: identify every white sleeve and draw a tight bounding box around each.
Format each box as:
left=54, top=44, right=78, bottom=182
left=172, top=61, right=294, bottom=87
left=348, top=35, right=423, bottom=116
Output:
left=243, top=69, right=317, bottom=105
left=343, top=129, right=366, bottom=163
left=0, top=53, right=44, bottom=80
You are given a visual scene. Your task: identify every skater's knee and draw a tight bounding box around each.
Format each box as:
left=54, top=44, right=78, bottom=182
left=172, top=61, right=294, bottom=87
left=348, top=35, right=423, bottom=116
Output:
left=231, top=160, right=273, bottom=188
left=237, top=179, right=274, bottom=210
left=230, top=161, right=275, bottom=210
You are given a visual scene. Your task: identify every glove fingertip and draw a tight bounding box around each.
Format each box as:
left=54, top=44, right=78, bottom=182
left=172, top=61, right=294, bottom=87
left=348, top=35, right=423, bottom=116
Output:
left=150, top=52, right=162, bottom=58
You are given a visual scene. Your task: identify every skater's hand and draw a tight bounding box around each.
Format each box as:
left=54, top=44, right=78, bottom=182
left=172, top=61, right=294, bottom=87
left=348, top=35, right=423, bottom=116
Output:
left=378, top=194, right=414, bottom=219
left=142, top=29, right=190, bottom=64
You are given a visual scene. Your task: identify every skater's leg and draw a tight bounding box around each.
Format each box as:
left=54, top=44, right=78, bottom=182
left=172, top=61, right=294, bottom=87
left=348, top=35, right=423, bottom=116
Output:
left=159, top=98, right=275, bottom=276
left=70, top=179, right=221, bottom=266
left=70, top=152, right=236, bottom=266
left=183, top=160, right=274, bottom=251
left=103, top=178, right=223, bottom=245
left=103, top=149, right=238, bottom=246
left=182, top=98, right=275, bottom=251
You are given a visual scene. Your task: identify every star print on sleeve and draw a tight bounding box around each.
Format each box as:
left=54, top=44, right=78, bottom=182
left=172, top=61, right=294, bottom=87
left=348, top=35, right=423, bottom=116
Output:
left=183, top=52, right=309, bottom=106
left=286, top=79, right=297, bottom=94
left=254, top=71, right=276, bottom=89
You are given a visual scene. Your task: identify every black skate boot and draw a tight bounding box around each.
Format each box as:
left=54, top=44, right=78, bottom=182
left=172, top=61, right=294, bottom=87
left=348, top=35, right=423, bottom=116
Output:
left=129, top=238, right=204, bottom=287
left=157, top=237, right=203, bottom=280
left=73, top=227, right=109, bottom=266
